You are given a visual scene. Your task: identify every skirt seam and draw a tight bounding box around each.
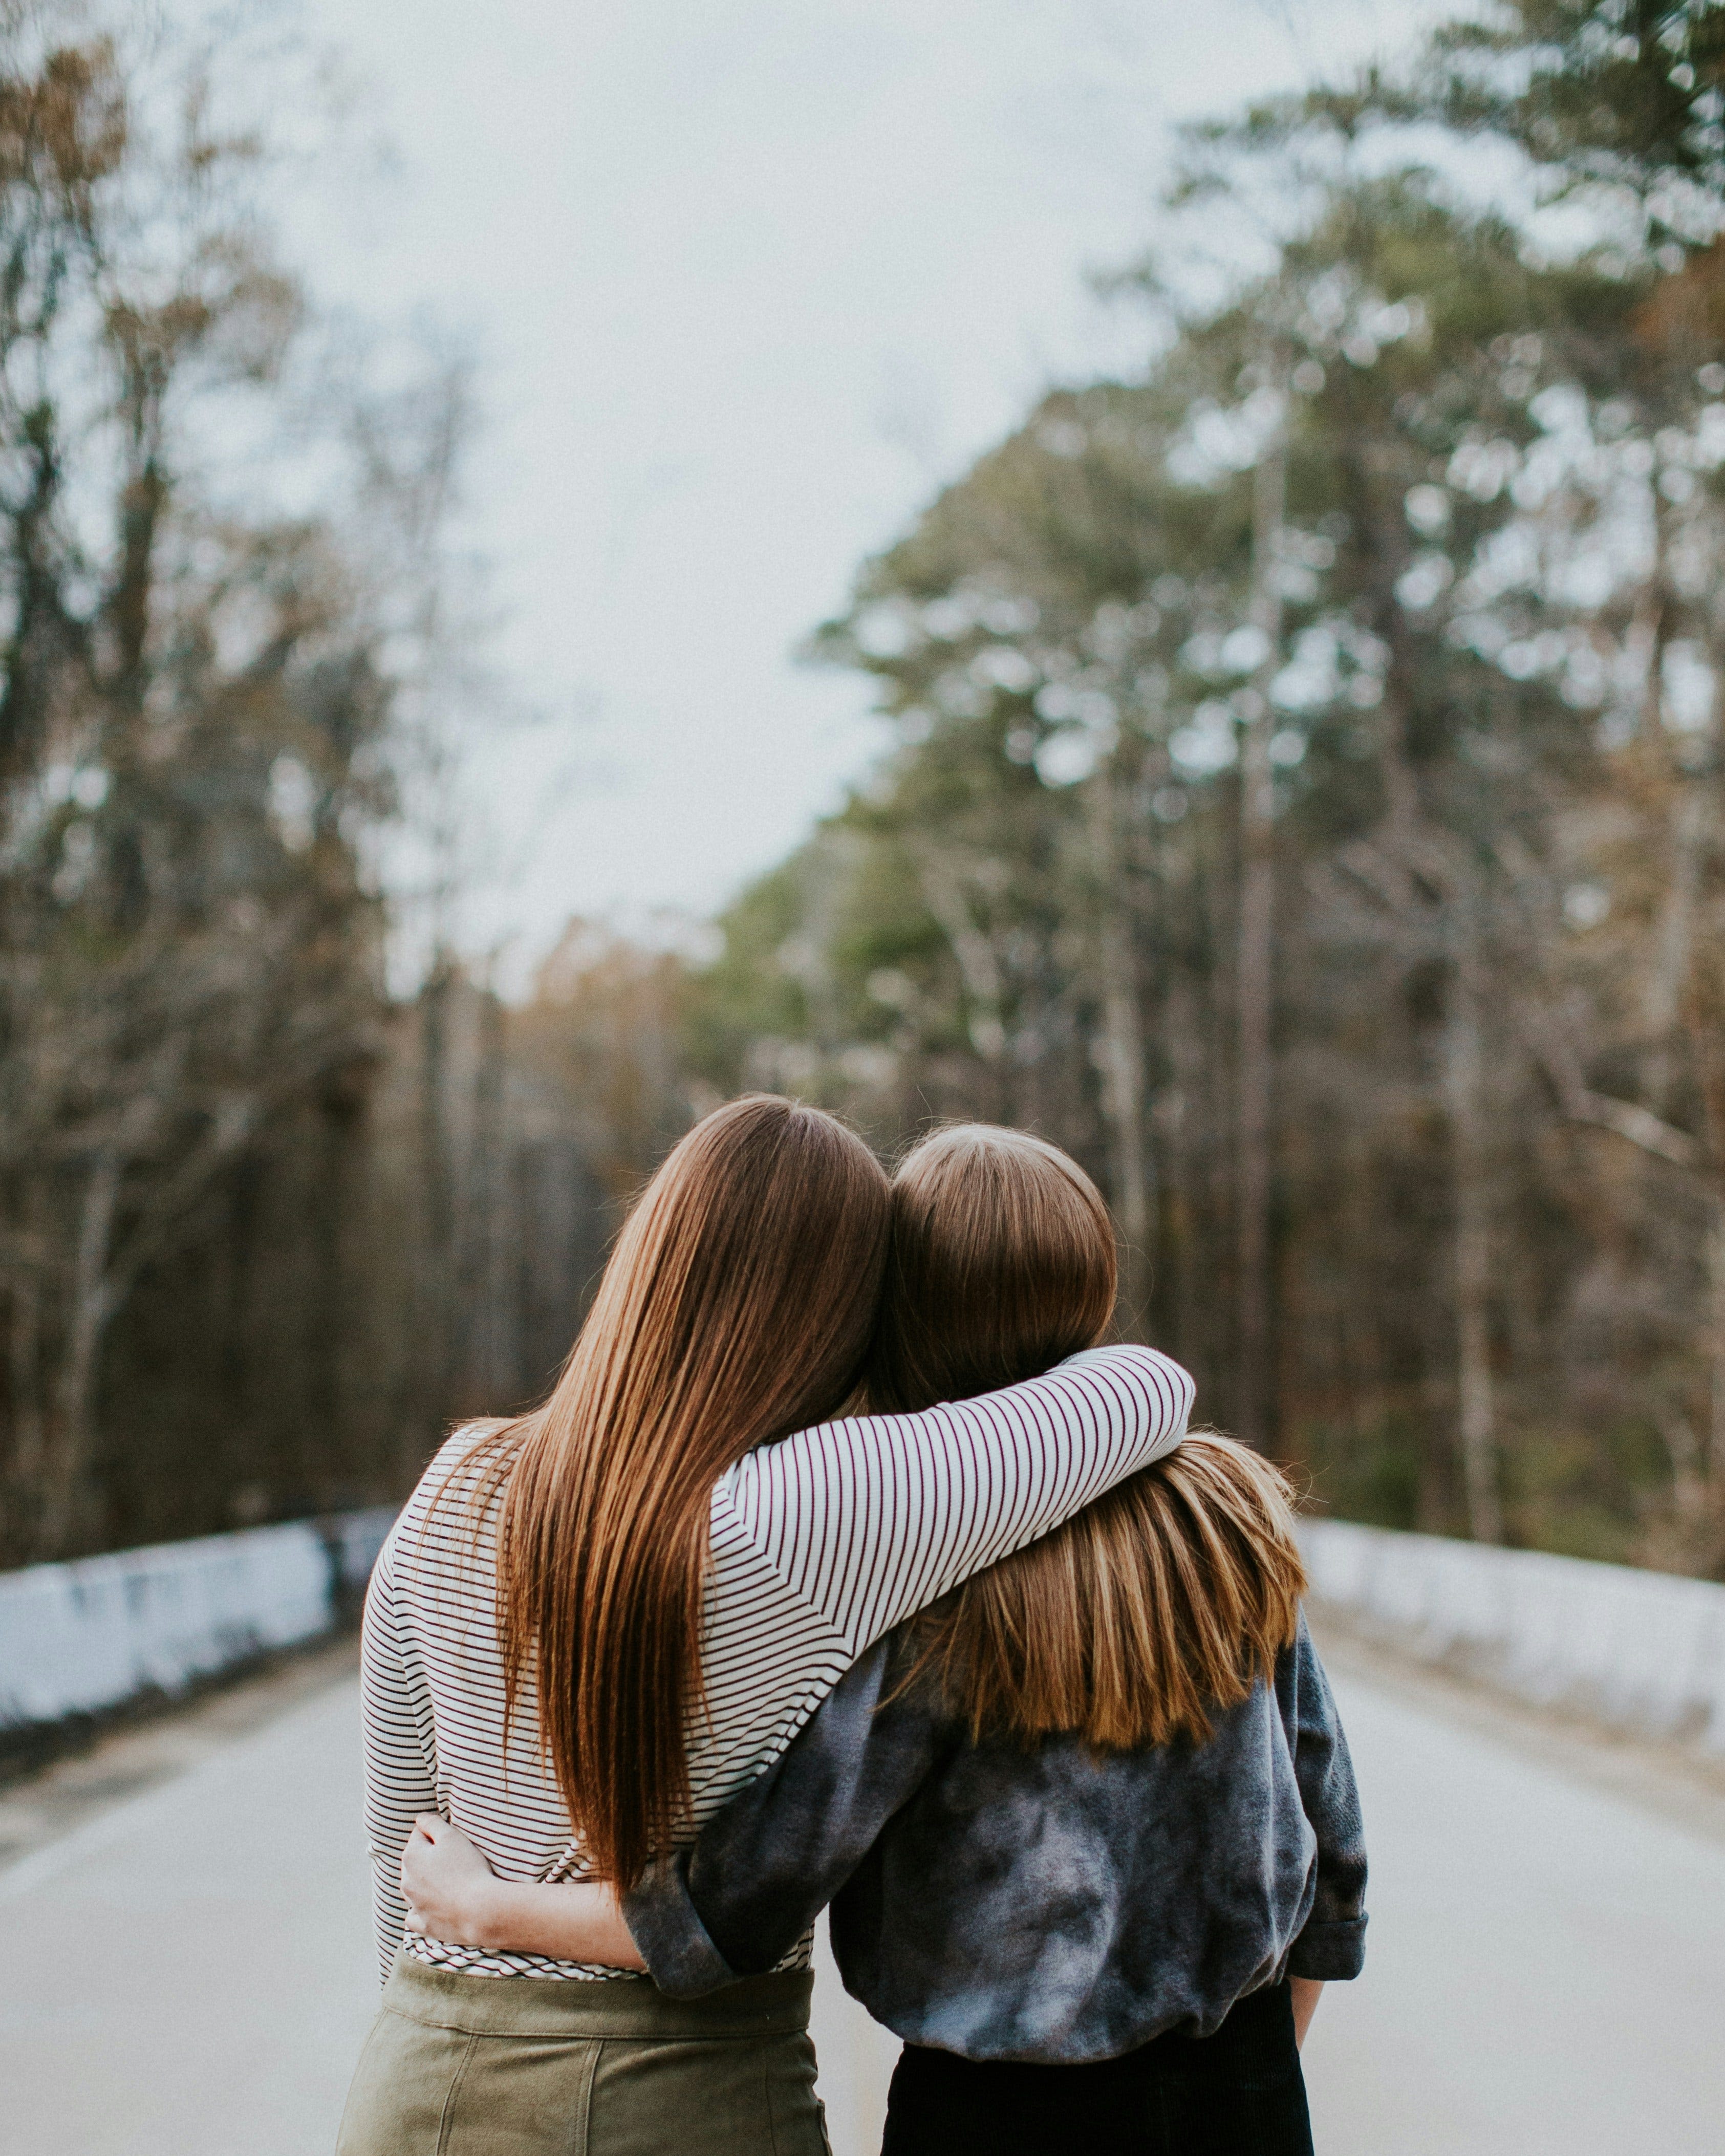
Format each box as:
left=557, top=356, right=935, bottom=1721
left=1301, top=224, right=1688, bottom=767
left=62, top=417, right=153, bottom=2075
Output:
left=434, top=2030, right=479, bottom=2156
left=568, top=2036, right=600, bottom=2156
left=762, top=2042, right=780, bottom=2156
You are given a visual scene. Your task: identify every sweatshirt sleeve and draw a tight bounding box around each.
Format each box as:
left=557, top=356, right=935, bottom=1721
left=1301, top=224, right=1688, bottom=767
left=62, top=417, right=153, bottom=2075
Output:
left=623, top=1638, right=939, bottom=1997
left=722, top=1345, right=1193, bottom=1657
left=1284, top=1611, right=1368, bottom=1981
left=359, top=1536, right=439, bottom=1984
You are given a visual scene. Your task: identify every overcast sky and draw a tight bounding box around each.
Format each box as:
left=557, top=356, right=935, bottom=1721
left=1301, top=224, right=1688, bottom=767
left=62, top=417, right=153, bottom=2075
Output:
left=287, top=0, right=1439, bottom=977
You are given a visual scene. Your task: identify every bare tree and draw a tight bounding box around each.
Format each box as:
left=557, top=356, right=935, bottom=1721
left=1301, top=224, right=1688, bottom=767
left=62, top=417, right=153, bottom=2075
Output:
left=1235, top=397, right=1287, bottom=1448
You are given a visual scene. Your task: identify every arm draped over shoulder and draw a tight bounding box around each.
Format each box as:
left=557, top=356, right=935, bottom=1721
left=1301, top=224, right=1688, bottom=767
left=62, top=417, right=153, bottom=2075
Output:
left=720, top=1345, right=1194, bottom=1658
left=357, top=1342, right=1194, bottom=1983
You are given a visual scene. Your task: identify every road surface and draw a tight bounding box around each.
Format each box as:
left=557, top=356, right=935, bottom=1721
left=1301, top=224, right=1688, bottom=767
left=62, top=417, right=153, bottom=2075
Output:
left=2, top=1641, right=1723, bottom=2154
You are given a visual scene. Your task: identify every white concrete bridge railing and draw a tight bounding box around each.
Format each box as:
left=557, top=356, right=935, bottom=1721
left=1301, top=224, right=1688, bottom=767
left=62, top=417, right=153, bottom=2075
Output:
left=10, top=1506, right=1724, bottom=1757
left=1300, top=1516, right=1725, bottom=1754
left=0, top=1507, right=396, bottom=1735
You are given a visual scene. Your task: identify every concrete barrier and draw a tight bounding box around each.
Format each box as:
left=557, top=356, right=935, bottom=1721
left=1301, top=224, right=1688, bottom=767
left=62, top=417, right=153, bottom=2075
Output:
left=0, top=1506, right=397, bottom=1734
left=15, top=1504, right=1719, bottom=1759
left=1299, top=1517, right=1725, bottom=1754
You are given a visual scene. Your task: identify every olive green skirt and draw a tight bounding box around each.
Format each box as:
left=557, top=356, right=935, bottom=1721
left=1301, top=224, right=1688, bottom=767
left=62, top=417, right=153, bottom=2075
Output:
left=337, top=1956, right=829, bottom=2156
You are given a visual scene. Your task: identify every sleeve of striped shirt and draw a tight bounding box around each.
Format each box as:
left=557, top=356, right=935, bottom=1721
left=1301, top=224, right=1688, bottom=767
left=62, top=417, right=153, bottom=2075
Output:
left=722, top=1344, right=1194, bottom=1656
left=359, top=1538, right=439, bottom=1983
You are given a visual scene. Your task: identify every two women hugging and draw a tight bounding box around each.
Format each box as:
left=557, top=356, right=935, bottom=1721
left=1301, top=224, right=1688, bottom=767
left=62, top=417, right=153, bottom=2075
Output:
left=340, top=1098, right=1365, bottom=2156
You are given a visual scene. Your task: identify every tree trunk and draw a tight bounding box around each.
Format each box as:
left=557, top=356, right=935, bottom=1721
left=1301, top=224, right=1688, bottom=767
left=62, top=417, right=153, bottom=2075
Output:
left=1645, top=784, right=1702, bottom=1113
left=1236, top=415, right=1286, bottom=1448
left=40, top=1149, right=124, bottom=1556
left=1708, top=1196, right=1725, bottom=1486
left=4, top=1198, right=47, bottom=1561
left=417, top=959, right=460, bottom=1448
left=1087, top=764, right=1152, bottom=1330
left=457, top=980, right=511, bottom=1411
left=1444, top=891, right=1503, bottom=1544
left=915, top=850, right=1009, bottom=1116
left=1163, top=969, right=1204, bottom=1378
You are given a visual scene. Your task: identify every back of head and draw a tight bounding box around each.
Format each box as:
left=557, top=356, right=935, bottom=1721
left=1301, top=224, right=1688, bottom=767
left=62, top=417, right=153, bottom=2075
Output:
left=874, top=1123, right=1303, bottom=1751
left=868, top=1124, right=1117, bottom=1413
left=481, top=1093, right=890, bottom=1886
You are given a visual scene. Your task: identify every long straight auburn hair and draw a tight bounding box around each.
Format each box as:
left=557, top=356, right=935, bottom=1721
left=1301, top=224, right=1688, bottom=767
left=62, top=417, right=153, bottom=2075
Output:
left=876, top=1124, right=1305, bottom=1750
left=467, top=1095, right=889, bottom=1888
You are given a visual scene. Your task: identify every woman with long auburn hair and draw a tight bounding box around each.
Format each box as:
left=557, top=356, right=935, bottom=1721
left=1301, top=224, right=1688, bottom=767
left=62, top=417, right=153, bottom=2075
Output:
left=338, top=1099, right=1193, bottom=2155
left=400, top=1125, right=1365, bottom=2156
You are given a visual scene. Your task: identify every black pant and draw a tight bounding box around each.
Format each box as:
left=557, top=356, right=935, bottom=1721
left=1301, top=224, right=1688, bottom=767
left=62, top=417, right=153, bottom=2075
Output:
left=879, top=1981, right=1313, bottom=2156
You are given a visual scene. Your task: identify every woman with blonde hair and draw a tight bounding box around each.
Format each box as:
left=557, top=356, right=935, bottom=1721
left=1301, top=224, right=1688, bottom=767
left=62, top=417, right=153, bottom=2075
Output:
left=401, top=1123, right=1363, bottom=2155
left=338, top=1098, right=1192, bottom=2155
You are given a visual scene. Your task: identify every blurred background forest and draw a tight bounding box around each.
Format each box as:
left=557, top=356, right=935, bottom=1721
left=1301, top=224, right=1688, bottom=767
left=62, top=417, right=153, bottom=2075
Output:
left=5, top=0, right=1725, bottom=1580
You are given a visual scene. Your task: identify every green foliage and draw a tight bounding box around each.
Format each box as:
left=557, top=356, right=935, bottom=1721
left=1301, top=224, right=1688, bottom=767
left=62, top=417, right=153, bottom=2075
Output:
left=1434, top=1, right=1725, bottom=220
left=670, top=5, right=1725, bottom=1575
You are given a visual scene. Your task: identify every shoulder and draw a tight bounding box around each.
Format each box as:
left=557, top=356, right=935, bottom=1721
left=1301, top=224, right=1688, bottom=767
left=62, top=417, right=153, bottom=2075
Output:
left=1054, top=1344, right=1196, bottom=1407
left=387, top=1421, right=513, bottom=1571
left=419, top=1420, right=511, bottom=1502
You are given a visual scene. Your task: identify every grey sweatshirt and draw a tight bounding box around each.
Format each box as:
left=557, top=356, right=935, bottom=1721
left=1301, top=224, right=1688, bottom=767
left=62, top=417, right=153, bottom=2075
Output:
left=624, top=1609, right=1366, bottom=2065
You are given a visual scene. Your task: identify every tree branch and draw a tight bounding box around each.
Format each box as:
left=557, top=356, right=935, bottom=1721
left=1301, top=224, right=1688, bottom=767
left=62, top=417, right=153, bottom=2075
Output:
left=1525, top=1008, right=1712, bottom=1177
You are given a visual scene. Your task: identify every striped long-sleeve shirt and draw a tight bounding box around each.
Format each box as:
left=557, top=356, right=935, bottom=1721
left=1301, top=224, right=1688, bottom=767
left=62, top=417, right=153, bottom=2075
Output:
left=360, top=1343, right=1194, bottom=1983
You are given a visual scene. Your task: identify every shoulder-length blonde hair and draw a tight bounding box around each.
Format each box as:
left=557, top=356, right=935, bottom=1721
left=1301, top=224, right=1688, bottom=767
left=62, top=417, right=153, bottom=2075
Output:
left=468, top=1094, right=889, bottom=1887
left=878, top=1124, right=1305, bottom=1751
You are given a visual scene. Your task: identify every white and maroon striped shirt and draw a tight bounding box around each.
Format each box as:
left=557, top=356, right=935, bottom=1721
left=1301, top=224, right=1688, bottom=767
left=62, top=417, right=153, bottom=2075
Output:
left=361, top=1344, right=1193, bottom=1982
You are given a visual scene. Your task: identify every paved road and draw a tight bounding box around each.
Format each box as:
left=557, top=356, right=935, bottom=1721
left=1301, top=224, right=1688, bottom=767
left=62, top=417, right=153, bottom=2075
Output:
left=0, top=1676, right=377, bottom=2156
left=1301, top=1666, right=1725, bottom=2155
left=3, top=1652, right=1723, bottom=2154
